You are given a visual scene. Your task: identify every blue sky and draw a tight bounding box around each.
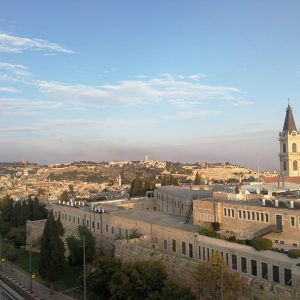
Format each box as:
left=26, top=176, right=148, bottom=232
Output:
left=0, top=1, right=300, bottom=169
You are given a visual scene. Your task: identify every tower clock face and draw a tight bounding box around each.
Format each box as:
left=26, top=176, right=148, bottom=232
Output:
left=292, top=131, right=297, bottom=136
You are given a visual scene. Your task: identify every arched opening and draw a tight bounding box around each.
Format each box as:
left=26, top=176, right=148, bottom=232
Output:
left=292, top=143, right=297, bottom=153
left=293, top=160, right=298, bottom=171
left=283, top=143, right=287, bottom=153
left=283, top=161, right=287, bottom=171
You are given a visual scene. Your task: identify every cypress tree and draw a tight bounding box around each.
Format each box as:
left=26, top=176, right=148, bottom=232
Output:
left=194, top=172, right=201, bottom=185
left=39, top=211, right=65, bottom=285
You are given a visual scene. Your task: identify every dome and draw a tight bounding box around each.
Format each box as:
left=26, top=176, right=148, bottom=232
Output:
left=199, top=172, right=208, bottom=179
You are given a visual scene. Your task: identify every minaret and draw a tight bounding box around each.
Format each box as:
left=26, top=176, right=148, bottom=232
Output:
left=279, top=104, right=300, bottom=177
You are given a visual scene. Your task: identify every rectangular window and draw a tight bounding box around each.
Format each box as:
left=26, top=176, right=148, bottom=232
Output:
left=256, top=212, right=259, bottom=221
left=203, top=247, right=206, bottom=260
left=231, top=209, right=235, bottom=218
left=62, top=214, right=64, bottom=220
left=241, top=257, right=247, bottom=273
left=87, top=220, right=89, bottom=227
left=265, top=214, right=269, bottom=223
left=238, top=210, right=241, bottom=218
left=247, top=211, right=250, bottom=219
left=243, top=211, right=246, bottom=219
left=262, top=262, right=268, bottom=280
left=251, top=260, right=257, bottom=276
left=228, top=209, right=231, bottom=217
left=207, top=248, right=210, bottom=260
left=224, top=208, right=227, bottom=216
left=92, top=221, right=94, bottom=229
left=73, top=216, right=75, bottom=223
left=261, top=213, right=264, bottom=222
left=189, top=243, right=193, bottom=258
left=106, top=224, right=108, bottom=232
left=198, top=246, right=201, bottom=259
left=164, top=240, right=168, bottom=250
left=182, top=242, right=186, bottom=255
left=69, top=215, right=71, bottom=222
left=172, top=239, right=176, bottom=252
left=226, top=253, right=229, bottom=266
left=284, top=268, right=292, bottom=286
left=252, top=212, right=255, bottom=220
left=232, top=254, right=237, bottom=270
left=77, top=217, right=80, bottom=224
left=273, top=265, right=279, bottom=283
left=291, top=216, right=295, bottom=227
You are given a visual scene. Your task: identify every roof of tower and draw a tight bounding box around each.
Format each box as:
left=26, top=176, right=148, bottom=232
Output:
left=283, top=104, right=297, bottom=133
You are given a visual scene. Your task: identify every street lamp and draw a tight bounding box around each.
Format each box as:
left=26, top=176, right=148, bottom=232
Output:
left=211, top=263, right=223, bottom=300
left=82, top=235, right=86, bottom=300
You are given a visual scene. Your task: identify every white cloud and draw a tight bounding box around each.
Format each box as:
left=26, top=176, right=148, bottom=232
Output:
left=0, top=87, right=19, bottom=93
left=0, top=33, right=74, bottom=54
left=166, top=110, right=222, bottom=120
left=36, top=74, right=251, bottom=108
left=0, top=62, right=30, bottom=77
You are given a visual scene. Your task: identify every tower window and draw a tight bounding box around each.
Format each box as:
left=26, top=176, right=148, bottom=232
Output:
left=293, top=161, right=298, bottom=171
left=283, top=143, right=287, bottom=153
left=292, top=143, right=297, bottom=153
left=283, top=161, right=287, bottom=171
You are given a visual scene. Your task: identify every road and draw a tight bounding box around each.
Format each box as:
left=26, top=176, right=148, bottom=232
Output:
left=0, top=262, right=75, bottom=300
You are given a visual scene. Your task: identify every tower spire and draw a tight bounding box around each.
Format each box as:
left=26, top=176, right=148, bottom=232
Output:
left=283, top=102, right=297, bottom=133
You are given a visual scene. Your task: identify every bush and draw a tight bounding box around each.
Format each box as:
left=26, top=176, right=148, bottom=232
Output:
left=3, top=244, right=19, bottom=262
left=250, top=237, right=272, bottom=251
left=287, top=249, right=300, bottom=259
left=199, top=227, right=218, bottom=238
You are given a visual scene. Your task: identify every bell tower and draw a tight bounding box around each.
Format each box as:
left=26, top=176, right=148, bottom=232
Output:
left=279, top=104, right=300, bottom=177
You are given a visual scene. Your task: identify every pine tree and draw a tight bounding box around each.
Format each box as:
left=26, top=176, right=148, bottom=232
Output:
left=194, top=172, right=201, bottom=185
left=39, top=211, right=65, bottom=285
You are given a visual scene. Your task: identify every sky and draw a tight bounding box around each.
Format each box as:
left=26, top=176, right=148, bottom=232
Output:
left=0, top=1, right=300, bottom=170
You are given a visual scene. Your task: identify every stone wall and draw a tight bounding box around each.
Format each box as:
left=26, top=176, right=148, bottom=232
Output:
left=114, top=237, right=300, bottom=300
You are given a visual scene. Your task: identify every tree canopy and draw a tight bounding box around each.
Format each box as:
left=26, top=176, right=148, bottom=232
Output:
left=193, top=252, right=245, bottom=300
left=130, top=177, right=155, bottom=197
left=39, top=211, right=65, bottom=283
left=66, top=225, right=96, bottom=265
left=194, top=172, right=201, bottom=185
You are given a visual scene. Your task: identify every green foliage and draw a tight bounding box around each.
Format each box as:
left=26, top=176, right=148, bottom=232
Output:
left=250, top=237, right=272, bottom=251
left=39, top=211, right=65, bottom=282
left=130, top=177, right=155, bottom=197
left=161, top=175, right=179, bottom=186
left=194, top=172, right=201, bottom=185
left=86, top=257, right=195, bottom=300
left=199, top=227, right=219, bottom=238
left=155, top=280, right=196, bottom=300
left=2, top=243, right=19, bottom=262
left=86, top=256, right=122, bottom=299
left=0, top=196, right=13, bottom=223
left=66, top=225, right=96, bottom=265
left=128, top=229, right=141, bottom=239
left=60, top=190, right=70, bottom=202
left=109, top=261, right=167, bottom=300
left=287, top=249, right=300, bottom=258
left=6, top=227, right=26, bottom=248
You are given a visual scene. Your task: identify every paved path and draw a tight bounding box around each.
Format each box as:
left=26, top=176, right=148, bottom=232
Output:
left=0, top=262, right=75, bottom=300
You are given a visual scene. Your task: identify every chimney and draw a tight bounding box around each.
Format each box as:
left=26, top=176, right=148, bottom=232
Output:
left=290, top=200, right=294, bottom=209
left=262, top=198, right=266, bottom=206
left=275, top=199, right=279, bottom=207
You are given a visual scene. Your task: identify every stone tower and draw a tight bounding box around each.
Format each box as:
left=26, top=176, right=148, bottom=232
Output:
left=279, top=104, right=300, bottom=176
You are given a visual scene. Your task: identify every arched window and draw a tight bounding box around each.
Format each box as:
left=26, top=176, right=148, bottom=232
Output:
left=292, top=143, right=297, bottom=153
left=293, top=161, right=298, bottom=171
left=283, top=143, right=287, bottom=153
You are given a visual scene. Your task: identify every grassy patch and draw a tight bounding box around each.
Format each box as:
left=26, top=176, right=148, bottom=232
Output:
left=15, top=247, right=40, bottom=275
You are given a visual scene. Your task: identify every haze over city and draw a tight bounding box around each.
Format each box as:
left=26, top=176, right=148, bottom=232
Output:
left=1, top=1, right=300, bottom=170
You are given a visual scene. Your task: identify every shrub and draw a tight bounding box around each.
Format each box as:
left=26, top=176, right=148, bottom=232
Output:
left=199, top=227, right=218, bottom=238
left=3, top=244, right=19, bottom=262
left=287, top=249, right=300, bottom=259
left=250, top=237, right=272, bottom=251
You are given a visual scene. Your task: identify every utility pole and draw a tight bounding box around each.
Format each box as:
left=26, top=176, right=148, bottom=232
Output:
left=29, top=245, right=32, bottom=292
left=83, top=235, right=86, bottom=300
left=0, top=235, right=2, bottom=272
